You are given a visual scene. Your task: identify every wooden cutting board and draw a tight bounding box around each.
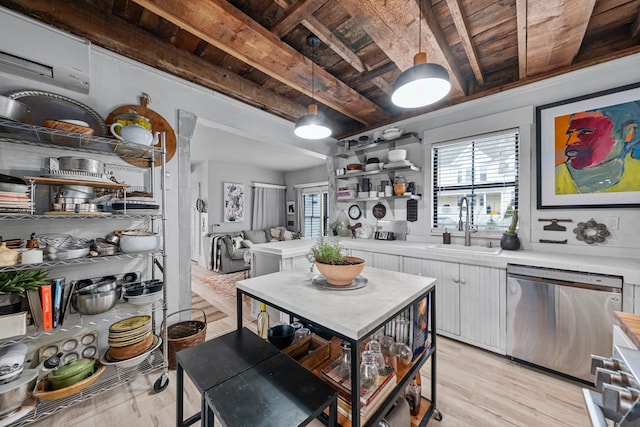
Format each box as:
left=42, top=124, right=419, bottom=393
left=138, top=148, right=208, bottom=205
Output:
left=615, top=311, right=640, bottom=349
left=105, top=94, right=176, bottom=168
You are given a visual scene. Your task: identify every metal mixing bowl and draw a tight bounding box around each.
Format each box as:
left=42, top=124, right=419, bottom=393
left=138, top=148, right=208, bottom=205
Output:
left=0, top=369, right=37, bottom=417
left=71, top=289, right=120, bottom=315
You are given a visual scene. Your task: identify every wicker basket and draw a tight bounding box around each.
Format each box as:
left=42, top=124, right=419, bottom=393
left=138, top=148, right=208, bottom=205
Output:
left=163, top=308, right=206, bottom=369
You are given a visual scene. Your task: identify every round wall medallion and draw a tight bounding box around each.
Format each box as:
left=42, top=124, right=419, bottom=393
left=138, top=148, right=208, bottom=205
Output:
left=348, top=204, right=361, bottom=220
left=573, top=218, right=610, bottom=244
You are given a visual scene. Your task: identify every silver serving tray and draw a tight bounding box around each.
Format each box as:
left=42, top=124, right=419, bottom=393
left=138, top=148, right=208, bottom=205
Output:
left=7, top=90, right=107, bottom=136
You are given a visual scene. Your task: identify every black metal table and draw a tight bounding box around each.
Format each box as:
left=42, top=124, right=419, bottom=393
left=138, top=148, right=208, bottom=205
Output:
left=176, top=327, right=279, bottom=427
left=205, top=352, right=338, bottom=427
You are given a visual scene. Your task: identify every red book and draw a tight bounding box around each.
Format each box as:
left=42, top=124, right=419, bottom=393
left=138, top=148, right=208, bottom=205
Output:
left=39, top=284, right=52, bottom=331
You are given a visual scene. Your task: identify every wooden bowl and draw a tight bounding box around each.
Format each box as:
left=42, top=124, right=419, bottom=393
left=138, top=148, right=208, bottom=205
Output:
left=346, top=163, right=362, bottom=170
left=43, top=119, right=94, bottom=135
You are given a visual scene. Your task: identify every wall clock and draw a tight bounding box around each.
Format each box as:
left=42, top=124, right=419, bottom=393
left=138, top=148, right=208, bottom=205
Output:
left=348, top=204, right=362, bottom=220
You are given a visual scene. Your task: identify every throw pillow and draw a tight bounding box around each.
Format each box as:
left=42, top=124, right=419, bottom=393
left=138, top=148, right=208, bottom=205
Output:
left=241, top=240, right=255, bottom=248
left=269, top=227, right=283, bottom=241
left=243, top=229, right=268, bottom=244
left=282, top=230, right=295, bottom=241
left=232, top=236, right=244, bottom=249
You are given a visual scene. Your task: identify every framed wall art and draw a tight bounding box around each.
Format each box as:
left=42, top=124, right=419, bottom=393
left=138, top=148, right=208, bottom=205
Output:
left=536, top=82, right=640, bottom=208
left=223, top=182, right=244, bottom=222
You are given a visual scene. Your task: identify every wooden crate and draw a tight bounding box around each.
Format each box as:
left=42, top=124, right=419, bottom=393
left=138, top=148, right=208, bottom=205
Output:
left=283, top=334, right=331, bottom=370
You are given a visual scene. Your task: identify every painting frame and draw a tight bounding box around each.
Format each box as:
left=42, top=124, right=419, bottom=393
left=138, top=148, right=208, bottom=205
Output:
left=223, top=182, right=244, bottom=222
left=536, top=82, right=640, bottom=209
left=287, top=201, right=295, bottom=215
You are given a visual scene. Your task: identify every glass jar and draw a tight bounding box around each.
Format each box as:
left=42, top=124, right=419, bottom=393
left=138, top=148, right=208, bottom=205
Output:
left=360, top=350, right=379, bottom=389
left=393, top=176, right=407, bottom=196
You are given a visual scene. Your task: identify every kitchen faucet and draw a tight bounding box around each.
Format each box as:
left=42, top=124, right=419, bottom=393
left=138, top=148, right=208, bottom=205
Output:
left=458, top=196, right=472, bottom=246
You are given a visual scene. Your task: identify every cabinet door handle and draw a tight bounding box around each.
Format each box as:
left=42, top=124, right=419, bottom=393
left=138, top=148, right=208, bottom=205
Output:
left=452, top=277, right=459, bottom=283
left=460, top=279, right=466, bottom=284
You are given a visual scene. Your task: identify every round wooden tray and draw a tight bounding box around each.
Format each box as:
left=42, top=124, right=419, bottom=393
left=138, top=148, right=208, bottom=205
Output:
left=105, top=94, right=176, bottom=167
left=33, top=362, right=106, bottom=401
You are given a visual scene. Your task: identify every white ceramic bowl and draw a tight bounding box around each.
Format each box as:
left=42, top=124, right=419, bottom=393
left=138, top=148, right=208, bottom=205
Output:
left=118, top=231, right=159, bottom=253
left=364, top=163, right=382, bottom=171
left=382, top=128, right=402, bottom=140
left=388, top=149, right=407, bottom=162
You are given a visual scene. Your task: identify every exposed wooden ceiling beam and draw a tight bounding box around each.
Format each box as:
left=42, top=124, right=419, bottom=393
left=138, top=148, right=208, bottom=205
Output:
left=338, top=0, right=465, bottom=99
left=300, top=15, right=366, bottom=72
left=132, top=0, right=390, bottom=125
left=0, top=0, right=307, bottom=120
left=273, top=1, right=391, bottom=96
left=445, top=0, right=484, bottom=85
left=631, top=11, right=640, bottom=38
left=515, top=0, right=527, bottom=79
left=271, top=0, right=328, bottom=38
left=526, top=0, right=596, bottom=76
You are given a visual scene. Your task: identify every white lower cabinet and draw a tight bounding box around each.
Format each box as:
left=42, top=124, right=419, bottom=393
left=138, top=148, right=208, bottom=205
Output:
left=423, top=259, right=505, bottom=352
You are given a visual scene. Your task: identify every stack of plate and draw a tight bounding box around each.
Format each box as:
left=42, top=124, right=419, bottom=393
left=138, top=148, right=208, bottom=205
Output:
left=105, top=316, right=155, bottom=361
left=0, top=175, right=31, bottom=214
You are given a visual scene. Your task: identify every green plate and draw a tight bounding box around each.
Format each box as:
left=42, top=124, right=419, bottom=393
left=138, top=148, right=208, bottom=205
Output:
left=109, top=315, right=150, bottom=333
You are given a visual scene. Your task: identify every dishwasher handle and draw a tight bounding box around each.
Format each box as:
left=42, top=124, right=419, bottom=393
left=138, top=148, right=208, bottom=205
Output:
left=507, top=273, right=622, bottom=293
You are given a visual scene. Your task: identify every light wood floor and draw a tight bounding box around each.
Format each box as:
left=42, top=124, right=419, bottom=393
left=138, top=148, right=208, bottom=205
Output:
left=29, top=263, right=591, bottom=427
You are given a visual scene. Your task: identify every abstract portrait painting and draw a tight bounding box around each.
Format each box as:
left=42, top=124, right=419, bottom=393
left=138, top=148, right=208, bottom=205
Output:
left=224, top=182, right=244, bottom=222
left=537, top=83, right=640, bottom=208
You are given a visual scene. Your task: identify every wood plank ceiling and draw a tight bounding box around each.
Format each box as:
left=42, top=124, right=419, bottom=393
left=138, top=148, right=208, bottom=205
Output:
left=1, top=0, right=639, bottom=139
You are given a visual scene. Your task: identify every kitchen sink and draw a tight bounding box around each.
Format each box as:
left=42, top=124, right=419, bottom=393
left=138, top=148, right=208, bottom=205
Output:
left=427, top=243, right=502, bottom=255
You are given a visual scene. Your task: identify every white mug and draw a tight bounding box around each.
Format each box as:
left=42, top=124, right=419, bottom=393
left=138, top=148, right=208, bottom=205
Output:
left=384, top=185, right=393, bottom=197
left=369, top=190, right=377, bottom=198
left=21, top=249, right=43, bottom=264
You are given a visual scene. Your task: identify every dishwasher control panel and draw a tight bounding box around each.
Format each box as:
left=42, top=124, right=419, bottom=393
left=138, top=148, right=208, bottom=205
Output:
left=507, top=264, right=623, bottom=288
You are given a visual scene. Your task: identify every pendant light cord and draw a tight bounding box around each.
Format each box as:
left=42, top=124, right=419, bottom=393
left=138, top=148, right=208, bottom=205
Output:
left=418, top=0, right=422, bottom=52
left=311, top=46, right=316, bottom=103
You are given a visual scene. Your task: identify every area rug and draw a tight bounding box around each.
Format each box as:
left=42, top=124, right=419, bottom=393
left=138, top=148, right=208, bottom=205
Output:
left=199, top=271, right=247, bottom=301
left=190, top=292, right=228, bottom=324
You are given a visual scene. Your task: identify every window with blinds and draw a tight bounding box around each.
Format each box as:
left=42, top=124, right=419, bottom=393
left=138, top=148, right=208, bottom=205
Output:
left=303, top=188, right=329, bottom=237
left=432, top=130, right=519, bottom=232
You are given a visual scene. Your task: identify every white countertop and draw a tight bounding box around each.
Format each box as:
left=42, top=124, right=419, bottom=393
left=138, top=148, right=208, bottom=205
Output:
left=236, top=267, right=435, bottom=340
left=249, top=237, right=640, bottom=284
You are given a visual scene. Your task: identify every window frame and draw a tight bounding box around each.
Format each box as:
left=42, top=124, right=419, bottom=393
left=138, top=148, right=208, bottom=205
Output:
left=302, top=185, right=330, bottom=237
left=430, top=129, right=519, bottom=235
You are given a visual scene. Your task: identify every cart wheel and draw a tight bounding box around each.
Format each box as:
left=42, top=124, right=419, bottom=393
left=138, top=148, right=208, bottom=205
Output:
left=154, top=374, right=169, bottom=393
left=433, top=408, right=443, bottom=421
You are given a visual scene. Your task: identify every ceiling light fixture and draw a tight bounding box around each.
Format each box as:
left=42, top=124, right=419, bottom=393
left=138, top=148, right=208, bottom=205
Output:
left=391, top=0, right=451, bottom=108
left=294, top=35, right=332, bottom=140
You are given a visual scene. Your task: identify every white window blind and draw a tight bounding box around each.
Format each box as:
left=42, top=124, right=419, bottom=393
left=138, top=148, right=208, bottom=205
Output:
left=432, top=130, right=519, bottom=232
left=302, top=187, right=329, bottom=237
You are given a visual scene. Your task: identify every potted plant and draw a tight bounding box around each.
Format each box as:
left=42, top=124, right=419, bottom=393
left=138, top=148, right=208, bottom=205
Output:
left=500, top=209, right=521, bottom=250
left=307, top=238, right=365, bottom=286
left=0, top=269, right=51, bottom=314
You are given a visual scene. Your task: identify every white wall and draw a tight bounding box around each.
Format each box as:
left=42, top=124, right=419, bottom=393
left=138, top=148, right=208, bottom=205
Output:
left=347, top=54, right=640, bottom=259
left=206, top=161, right=284, bottom=234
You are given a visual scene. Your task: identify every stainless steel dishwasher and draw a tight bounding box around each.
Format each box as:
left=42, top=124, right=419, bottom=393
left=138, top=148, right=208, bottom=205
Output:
left=506, top=264, right=622, bottom=383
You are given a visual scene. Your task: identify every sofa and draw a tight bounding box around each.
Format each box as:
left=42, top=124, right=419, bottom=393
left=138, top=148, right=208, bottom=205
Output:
left=216, top=227, right=298, bottom=273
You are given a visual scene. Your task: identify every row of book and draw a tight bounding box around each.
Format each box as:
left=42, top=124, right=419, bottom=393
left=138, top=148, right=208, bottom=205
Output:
left=26, top=278, right=71, bottom=331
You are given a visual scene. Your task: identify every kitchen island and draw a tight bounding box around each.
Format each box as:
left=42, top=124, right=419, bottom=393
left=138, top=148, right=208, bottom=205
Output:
left=236, top=266, right=438, bottom=426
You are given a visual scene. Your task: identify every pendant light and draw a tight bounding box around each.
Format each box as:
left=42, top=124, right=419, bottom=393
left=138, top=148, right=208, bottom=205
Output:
left=294, top=35, right=332, bottom=139
left=391, top=0, right=451, bottom=108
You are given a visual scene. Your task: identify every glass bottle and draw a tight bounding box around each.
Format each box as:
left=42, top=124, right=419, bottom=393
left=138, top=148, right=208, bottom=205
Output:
left=257, top=303, right=269, bottom=339
left=405, top=373, right=422, bottom=416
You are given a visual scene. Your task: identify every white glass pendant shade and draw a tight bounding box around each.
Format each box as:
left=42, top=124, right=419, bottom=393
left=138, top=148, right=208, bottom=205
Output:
left=391, top=53, right=451, bottom=108
left=294, top=103, right=332, bottom=139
